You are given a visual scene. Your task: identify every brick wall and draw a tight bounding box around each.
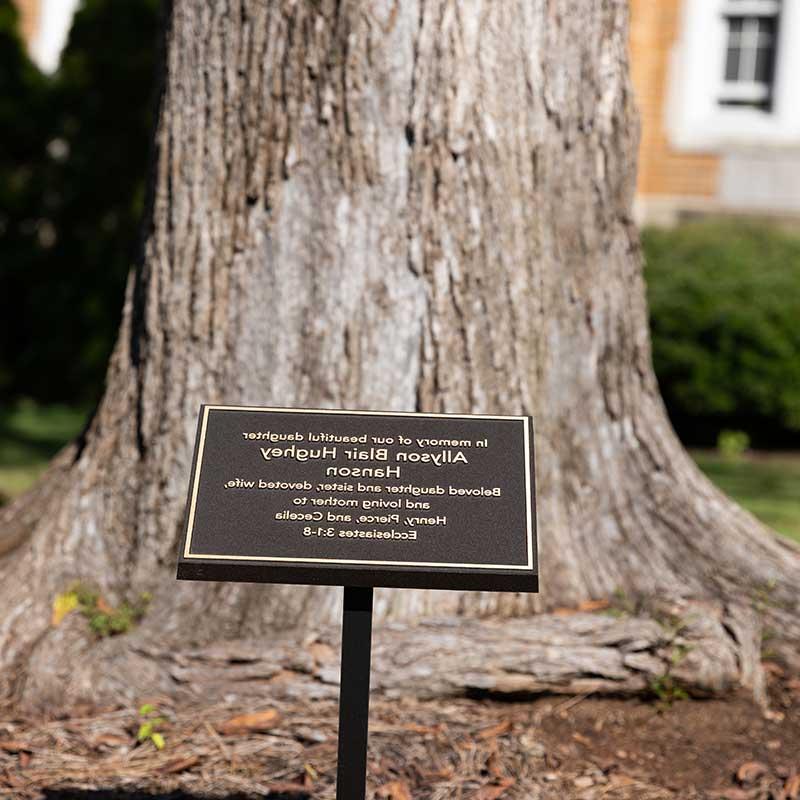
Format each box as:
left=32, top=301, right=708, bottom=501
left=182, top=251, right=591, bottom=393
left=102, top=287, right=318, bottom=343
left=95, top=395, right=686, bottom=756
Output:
left=629, top=0, right=719, bottom=200
left=13, top=0, right=40, bottom=50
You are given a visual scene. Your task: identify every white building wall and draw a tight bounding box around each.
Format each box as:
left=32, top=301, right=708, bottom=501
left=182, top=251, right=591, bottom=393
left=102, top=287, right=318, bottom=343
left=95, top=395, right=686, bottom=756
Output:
left=28, top=0, right=79, bottom=73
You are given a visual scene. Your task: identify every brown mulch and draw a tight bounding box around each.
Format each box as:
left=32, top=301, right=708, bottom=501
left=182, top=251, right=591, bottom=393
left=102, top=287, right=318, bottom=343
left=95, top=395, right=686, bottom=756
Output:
left=1, top=667, right=798, bottom=800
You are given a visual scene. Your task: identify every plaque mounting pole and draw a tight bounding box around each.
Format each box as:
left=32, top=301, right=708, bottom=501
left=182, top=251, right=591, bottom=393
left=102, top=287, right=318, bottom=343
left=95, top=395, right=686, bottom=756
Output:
left=335, top=585, right=374, bottom=800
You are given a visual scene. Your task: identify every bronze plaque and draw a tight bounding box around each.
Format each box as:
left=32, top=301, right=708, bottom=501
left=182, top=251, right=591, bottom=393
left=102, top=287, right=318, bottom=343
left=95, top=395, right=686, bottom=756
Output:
left=177, top=406, right=537, bottom=592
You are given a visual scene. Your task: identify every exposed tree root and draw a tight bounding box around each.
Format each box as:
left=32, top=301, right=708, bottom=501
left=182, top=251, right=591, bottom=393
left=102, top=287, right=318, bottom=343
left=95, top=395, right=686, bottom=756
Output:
left=7, top=599, right=768, bottom=713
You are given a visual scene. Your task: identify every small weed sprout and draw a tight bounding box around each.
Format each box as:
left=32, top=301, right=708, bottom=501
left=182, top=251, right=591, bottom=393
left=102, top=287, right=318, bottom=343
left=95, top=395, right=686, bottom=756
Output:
left=649, top=675, right=689, bottom=707
left=51, top=582, right=151, bottom=638
left=137, top=703, right=167, bottom=750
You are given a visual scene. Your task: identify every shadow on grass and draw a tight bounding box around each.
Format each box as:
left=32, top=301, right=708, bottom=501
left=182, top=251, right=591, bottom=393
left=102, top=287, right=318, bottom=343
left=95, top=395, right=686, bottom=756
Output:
left=0, top=403, right=91, bottom=502
left=0, top=424, right=69, bottom=463
left=0, top=403, right=89, bottom=467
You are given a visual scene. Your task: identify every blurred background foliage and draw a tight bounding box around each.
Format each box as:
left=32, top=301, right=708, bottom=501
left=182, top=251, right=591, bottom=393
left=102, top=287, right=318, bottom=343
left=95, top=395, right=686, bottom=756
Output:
left=0, top=0, right=159, bottom=405
left=1, top=0, right=798, bottom=539
left=644, top=221, right=800, bottom=448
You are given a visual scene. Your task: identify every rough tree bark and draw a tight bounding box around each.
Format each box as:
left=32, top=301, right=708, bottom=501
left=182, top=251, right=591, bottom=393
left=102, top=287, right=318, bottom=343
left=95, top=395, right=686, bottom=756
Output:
left=1, top=0, right=798, bottom=710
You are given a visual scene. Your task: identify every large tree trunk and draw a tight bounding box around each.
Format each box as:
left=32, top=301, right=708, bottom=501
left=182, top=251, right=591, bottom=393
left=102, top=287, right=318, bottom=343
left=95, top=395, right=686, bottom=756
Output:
left=1, top=0, right=798, bottom=710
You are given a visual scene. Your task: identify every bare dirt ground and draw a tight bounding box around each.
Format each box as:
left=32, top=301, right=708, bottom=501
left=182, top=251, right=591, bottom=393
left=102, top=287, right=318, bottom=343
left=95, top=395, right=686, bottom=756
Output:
left=1, top=663, right=797, bottom=800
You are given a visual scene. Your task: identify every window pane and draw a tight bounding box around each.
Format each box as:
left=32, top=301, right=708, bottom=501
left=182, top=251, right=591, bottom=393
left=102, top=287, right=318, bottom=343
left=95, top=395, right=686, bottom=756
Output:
left=757, top=17, right=776, bottom=35
left=719, top=6, right=779, bottom=109
left=728, top=16, right=744, bottom=35
left=725, top=46, right=741, bottom=81
left=754, top=44, right=775, bottom=81
left=756, top=17, right=776, bottom=47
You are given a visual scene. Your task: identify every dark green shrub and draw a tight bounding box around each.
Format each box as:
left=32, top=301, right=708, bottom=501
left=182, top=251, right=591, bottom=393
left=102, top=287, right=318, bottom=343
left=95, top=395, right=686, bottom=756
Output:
left=643, top=220, right=800, bottom=447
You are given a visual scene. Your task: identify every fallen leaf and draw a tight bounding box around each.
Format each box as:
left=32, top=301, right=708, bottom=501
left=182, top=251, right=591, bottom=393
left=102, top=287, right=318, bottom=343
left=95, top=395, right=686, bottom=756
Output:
left=160, top=755, right=199, bottom=774
left=92, top=733, right=129, bottom=750
left=303, top=762, right=318, bottom=783
left=736, top=761, right=768, bottom=784
left=785, top=774, right=800, bottom=800
left=578, top=598, right=610, bottom=612
left=402, top=722, right=446, bottom=736
left=51, top=591, right=79, bottom=626
left=308, top=641, right=336, bottom=664
left=476, top=720, right=512, bottom=740
left=96, top=596, right=115, bottom=614
left=376, top=779, right=412, bottom=800
left=218, top=708, right=281, bottom=735
left=712, top=790, right=752, bottom=800
left=486, top=751, right=505, bottom=779
left=474, top=778, right=515, bottom=799
left=0, top=742, right=30, bottom=754
left=268, top=669, right=301, bottom=685
left=421, top=766, right=455, bottom=780
left=0, top=769, right=24, bottom=788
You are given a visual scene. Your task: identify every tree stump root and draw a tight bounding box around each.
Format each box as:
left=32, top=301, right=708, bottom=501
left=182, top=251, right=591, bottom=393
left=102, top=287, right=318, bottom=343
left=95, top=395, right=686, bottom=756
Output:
left=27, top=597, right=766, bottom=713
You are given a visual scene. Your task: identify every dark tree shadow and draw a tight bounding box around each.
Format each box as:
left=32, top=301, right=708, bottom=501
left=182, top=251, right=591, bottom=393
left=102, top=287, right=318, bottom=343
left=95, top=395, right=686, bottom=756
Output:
left=42, top=791, right=310, bottom=800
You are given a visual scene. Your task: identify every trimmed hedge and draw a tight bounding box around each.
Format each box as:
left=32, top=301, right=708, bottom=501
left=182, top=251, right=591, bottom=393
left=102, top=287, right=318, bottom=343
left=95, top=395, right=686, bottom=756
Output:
left=643, top=220, right=800, bottom=447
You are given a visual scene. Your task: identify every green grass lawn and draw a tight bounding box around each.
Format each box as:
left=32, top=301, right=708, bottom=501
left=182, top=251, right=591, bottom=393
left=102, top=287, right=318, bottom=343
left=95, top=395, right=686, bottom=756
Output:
left=691, top=450, right=800, bottom=543
left=0, top=401, right=88, bottom=501
left=0, top=403, right=798, bottom=544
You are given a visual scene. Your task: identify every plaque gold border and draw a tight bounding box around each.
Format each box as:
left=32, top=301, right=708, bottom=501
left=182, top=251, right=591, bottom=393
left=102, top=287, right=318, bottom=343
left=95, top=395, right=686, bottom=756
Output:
left=183, top=406, right=535, bottom=572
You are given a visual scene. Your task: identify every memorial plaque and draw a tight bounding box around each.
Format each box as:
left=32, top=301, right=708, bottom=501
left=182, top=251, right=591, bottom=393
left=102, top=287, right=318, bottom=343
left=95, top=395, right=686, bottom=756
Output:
left=177, top=405, right=537, bottom=592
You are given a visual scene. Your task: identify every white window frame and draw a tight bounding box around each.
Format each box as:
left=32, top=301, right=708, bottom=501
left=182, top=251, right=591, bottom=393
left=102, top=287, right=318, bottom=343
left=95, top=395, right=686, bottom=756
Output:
left=719, top=6, right=778, bottom=105
left=666, top=0, right=800, bottom=150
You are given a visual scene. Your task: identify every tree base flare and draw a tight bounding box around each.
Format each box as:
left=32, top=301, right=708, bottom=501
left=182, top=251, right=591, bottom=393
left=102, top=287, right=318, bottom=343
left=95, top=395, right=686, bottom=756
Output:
left=7, top=598, right=766, bottom=712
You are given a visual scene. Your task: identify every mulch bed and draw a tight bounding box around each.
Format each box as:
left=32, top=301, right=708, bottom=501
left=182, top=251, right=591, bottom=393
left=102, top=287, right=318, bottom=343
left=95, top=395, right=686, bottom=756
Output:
left=1, top=666, right=798, bottom=800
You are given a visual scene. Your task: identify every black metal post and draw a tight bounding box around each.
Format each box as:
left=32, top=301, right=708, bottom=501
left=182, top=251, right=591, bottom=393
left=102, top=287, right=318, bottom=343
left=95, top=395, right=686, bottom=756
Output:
left=335, top=585, right=374, bottom=800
